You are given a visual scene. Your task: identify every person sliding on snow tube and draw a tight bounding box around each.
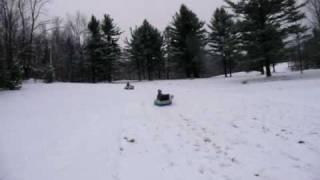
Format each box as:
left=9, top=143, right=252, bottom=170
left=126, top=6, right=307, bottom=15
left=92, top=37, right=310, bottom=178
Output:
left=124, top=82, right=134, bottom=90
left=155, top=89, right=173, bottom=106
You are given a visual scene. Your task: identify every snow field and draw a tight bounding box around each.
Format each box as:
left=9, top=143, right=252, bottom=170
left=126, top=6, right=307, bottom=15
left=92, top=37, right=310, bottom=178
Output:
left=1, top=67, right=320, bottom=180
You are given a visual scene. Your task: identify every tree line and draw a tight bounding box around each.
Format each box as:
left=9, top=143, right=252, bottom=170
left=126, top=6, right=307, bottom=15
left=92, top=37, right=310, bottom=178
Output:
left=1, top=0, right=319, bottom=90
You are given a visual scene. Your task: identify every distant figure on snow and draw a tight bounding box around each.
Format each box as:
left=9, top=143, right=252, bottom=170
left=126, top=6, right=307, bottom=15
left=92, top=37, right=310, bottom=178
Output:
left=124, top=82, right=135, bottom=90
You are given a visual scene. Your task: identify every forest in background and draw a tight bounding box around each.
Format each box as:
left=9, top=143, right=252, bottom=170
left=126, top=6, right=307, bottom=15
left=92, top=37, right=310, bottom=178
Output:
left=0, top=0, right=319, bottom=89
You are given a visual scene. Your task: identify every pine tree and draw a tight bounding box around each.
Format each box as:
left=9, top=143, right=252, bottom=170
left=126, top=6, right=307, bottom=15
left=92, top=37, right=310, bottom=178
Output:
left=6, top=60, right=23, bottom=90
left=163, top=26, right=175, bottom=79
left=126, top=20, right=164, bottom=80
left=44, top=64, right=55, bottom=83
left=226, top=0, right=306, bottom=77
left=87, top=16, right=104, bottom=83
left=303, top=28, right=320, bottom=68
left=101, top=14, right=121, bottom=82
left=167, top=4, right=207, bottom=78
left=208, top=7, right=239, bottom=78
left=0, top=30, right=4, bottom=88
left=286, top=0, right=309, bottom=73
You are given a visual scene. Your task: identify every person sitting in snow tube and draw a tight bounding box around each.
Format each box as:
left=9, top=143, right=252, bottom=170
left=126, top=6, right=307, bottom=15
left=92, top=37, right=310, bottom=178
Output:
left=124, top=82, right=135, bottom=90
left=154, top=89, right=173, bottom=106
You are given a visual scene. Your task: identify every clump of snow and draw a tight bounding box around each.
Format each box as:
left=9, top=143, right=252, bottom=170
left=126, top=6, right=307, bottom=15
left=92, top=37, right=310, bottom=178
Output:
left=1, top=67, right=320, bottom=180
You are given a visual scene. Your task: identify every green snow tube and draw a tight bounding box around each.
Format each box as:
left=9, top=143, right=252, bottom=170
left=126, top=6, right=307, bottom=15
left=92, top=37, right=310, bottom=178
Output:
left=154, top=95, right=173, bottom=106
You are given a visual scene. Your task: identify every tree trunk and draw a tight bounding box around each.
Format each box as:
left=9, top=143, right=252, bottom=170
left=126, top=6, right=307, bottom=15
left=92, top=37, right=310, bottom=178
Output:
left=297, top=34, right=303, bottom=74
left=91, top=65, right=96, bottom=83
left=273, top=63, right=276, bottom=73
left=148, top=68, right=152, bottom=81
left=265, top=56, right=272, bottom=77
left=185, top=66, right=191, bottom=78
left=223, top=56, right=228, bottom=78
left=158, top=68, right=161, bottom=79
left=229, top=59, right=232, bottom=77
left=193, top=68, right=200, bottom=78
left=137, top=60, right=141, bottom=81
left=260, top=63, right=265, bottom=75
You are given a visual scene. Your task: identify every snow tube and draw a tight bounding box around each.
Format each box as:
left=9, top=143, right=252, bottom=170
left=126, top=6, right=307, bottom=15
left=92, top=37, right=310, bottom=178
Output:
left=154, top=96, right=173, bottom=106
left=124, top=86, right=135, bottom=90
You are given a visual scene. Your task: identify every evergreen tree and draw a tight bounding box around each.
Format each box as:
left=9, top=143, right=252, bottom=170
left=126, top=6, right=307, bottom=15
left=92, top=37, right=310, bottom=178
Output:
left=167, top=4, right=207, bottom=78
left=87, top=16, right=104, bottom=83
left=65, top=36, right=76, bottom=81
left=44, top=64, right=55, bottom=83
left=303, top=28, right=320, bottom=68
left=208, top=7, right=239, bottom=78
left=0, top=29, right=4, bottom=88
left=226, top=0, right=306, bottom=77
left=101, top=14, right=121, bottom=82
left=163, top=26, right=175, bottom=79
left=126, top=20, right=164, bottom=80
left=5, top=60, right=23, bottom=90
left=287, top=0, right=309, bottom=73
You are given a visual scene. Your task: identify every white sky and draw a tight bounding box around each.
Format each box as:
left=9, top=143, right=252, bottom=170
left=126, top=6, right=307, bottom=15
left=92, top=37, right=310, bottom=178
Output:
left=47, top=0, right=226, bottom=40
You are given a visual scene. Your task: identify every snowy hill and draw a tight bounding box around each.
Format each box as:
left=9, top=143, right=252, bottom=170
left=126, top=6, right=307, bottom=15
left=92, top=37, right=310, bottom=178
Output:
left=1, top=66, right=320, bottom=180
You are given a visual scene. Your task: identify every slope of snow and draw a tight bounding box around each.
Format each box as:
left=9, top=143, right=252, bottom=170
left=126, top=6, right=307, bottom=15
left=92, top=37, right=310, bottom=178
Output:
left=1, top=68, right=320, bottom=180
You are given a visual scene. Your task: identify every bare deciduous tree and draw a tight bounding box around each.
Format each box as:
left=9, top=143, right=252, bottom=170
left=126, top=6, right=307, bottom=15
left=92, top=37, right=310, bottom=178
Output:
left=24, top=0, right=49, bottom=78
left=65, top=11, right=88, bottom=45
left=308, top=0, right=320, bottom=29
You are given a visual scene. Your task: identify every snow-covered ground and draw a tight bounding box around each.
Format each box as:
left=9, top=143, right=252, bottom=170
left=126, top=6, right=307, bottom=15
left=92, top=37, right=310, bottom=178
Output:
left=1, top=64, right=320, bottom=180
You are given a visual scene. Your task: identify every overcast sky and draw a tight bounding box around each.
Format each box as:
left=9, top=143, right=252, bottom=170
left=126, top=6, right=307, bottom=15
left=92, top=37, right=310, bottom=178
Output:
left=48, top=0, right=226, bottom=40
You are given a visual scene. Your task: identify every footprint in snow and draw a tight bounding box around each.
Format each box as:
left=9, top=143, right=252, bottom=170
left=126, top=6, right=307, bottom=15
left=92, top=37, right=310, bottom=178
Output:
left=283, top=153, right=300, bottom=162
left=194, top=143, right=200, bottom=147
left=231, top=157, right=238, bottom=164
left=112, top=174, right=120, bottom=180
left=203, top=155, right=215, bottom=161
left=198, top=167, right=205, bottom=174
left=276, top=133, right=289, bottom=140
left=262, top=126, right=270, bottom=133
left=124, top=137, right=136, bottom=143
left=187, top=160, right=193, bottom=166
left=169, top=162, right=175, bottom=167
left=163, top=144, right=172, bottom=154
left=219, top=163, right=232, bottom=168
left=309, top=132, right=319, bottom=136
left=184, top=118, right=190, bottom=122
left=204, top=137, right=212, bottom=143
left=293, top=164, right=302, bottom=169
left=216, top=149, right=223, bottom=154
left=256, top=144, right=263, bottom=149
left=232, top=124, right=239, bottom=128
